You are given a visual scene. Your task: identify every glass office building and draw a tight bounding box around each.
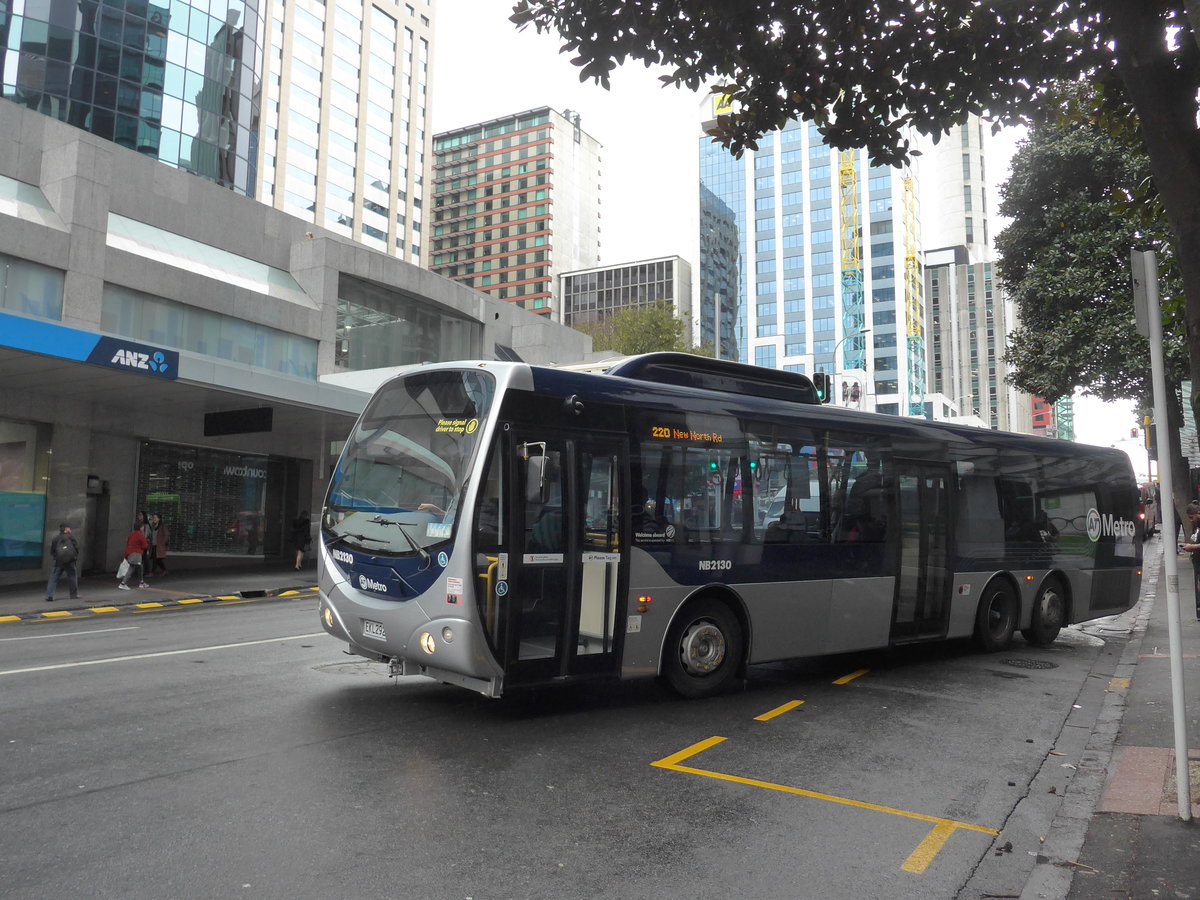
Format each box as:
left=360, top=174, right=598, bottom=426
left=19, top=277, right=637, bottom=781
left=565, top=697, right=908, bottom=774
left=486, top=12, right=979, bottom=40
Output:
left=1, top=0, right=263, bottom=196
left=698, top=96, right=921, bottom=415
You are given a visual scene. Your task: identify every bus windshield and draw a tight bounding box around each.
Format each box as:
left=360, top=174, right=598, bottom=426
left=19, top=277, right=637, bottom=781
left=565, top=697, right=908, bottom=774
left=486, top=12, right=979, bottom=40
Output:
left=324, top=369, right=495, bottom=555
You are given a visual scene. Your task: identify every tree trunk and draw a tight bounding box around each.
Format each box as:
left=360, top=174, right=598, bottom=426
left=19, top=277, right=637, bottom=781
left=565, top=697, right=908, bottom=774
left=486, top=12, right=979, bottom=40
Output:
left=1101, top=3, right=1200, bottom=524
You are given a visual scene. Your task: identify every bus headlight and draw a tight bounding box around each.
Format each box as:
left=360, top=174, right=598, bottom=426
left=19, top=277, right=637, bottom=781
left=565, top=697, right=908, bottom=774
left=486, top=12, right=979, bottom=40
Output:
left=419, top=631, right=436, bottom=654
left=323, top=606, right=334, bottom=628
left=441, top=626, right=455, bottom=643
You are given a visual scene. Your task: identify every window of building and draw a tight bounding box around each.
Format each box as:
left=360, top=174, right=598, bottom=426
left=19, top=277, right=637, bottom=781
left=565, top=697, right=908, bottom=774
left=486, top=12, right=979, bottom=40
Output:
left=0, top=252, right=64, bottom=321
left=335, top=274, right=482, bottom=369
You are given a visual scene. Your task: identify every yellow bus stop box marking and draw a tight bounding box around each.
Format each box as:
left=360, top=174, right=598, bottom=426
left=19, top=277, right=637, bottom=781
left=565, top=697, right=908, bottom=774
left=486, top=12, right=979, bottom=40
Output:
left=652, top=735, right=995, bottom=874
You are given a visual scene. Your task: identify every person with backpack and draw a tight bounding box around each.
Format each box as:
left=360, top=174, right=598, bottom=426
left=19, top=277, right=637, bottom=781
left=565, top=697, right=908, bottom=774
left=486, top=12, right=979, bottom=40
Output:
left=46, top=523, right=80, bottom=602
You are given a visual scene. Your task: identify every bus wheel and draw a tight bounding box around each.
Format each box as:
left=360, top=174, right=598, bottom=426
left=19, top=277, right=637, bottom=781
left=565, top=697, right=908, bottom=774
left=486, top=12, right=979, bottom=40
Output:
left=663, top=598, right=744, bottom=698
left=1022, top=579, right=1066, bottom=646
left=974, top=581, right=1017, bottom=652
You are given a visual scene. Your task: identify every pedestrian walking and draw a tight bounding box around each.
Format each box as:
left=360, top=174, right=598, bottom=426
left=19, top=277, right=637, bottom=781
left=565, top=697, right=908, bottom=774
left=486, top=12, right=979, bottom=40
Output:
left=291, top=510, right=311, bottom=570
left=45, top=523, right=80, bottom=602
left=149, top=513, right=170, bottom=576
left=136, top=510, right=153, bottom=578
left=1180, top=501, right=1200, bottom=617
left=118, top=522, right=150, bottom=590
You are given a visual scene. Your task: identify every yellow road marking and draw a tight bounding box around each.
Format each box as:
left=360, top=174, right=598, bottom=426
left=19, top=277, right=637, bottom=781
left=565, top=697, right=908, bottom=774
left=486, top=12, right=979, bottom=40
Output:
left=41, top=611, right=73, bottom=618
left=215, top=599, right=256, bottom=606
left=1109, top=677, right=1131, bottom=690
left=652, top=736, right=995, bottom=873
left=135, top=602, right=164, bottom=609
left=903, top=821, right=957, bottom=873
left=215, top=595, right=240, bottom=601
left=178, top=599, right=205, bottom=605
left=755, top=700, right=804, bottom=722
left=0, top=615, right=21, bottom=623
left=88, top=606, right=120, bottom=613
left=279, top=590, right=300, bottom=596
left=834, top=668, right=869, bottom=685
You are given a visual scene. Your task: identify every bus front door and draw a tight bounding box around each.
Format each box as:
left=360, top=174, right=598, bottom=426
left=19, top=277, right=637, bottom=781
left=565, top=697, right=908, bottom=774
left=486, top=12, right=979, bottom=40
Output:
left=891, top=461, right=953, bottom=641
left=505, top=432, right=626, bottom=686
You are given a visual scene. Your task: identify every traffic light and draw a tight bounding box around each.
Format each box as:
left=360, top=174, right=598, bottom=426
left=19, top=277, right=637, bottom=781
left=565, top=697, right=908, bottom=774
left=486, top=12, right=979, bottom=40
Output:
left=813, top=371, right=831, bottom=403
left=1130, top=427, right=1139, bottom=439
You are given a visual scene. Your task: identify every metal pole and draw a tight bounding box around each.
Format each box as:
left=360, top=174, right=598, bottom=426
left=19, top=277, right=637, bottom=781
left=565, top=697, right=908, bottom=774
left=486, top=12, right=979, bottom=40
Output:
left=1138, top=249, right=1191, bottom=821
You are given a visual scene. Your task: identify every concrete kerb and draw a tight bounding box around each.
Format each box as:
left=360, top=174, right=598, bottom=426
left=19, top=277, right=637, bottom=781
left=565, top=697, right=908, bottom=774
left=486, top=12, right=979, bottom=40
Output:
left=0, top=584, right=321, bottom=624
left=1017, top=546, right=1160, bottom=900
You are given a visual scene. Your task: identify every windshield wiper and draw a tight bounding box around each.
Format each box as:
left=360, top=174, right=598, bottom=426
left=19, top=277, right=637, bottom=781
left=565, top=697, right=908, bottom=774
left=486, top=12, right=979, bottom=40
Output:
left=368, top=516, right=431, bottom=566
left=341, top=532, right=387, bottom=544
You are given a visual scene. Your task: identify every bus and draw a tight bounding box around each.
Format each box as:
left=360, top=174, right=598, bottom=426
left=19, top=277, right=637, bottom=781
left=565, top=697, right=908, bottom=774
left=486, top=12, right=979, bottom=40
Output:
left=317, top=354, right=1142, bottom=699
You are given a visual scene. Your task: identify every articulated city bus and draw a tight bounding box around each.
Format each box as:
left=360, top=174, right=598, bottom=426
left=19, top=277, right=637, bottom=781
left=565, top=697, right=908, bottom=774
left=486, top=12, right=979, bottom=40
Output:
left=317, top=354, right=1142, bottom=699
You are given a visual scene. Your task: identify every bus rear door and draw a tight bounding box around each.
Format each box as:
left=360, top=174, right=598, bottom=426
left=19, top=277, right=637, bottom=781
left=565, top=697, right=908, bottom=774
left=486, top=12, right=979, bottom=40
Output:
left=891, top=460, right=953, bottom=641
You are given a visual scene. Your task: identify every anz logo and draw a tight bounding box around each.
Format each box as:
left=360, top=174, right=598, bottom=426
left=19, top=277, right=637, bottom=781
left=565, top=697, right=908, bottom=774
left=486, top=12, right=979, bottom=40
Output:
left=332, top=548, right=354, bottom=565
left=110, top=348, right=170, bottom=374
left=358, top=574, right=387, bottom=593
left=1086, top=508, right=1137, bottom=542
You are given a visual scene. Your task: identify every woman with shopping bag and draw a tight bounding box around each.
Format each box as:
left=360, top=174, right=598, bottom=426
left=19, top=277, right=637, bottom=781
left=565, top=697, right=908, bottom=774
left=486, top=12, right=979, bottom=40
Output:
left=117, top=523, right=149, bottom=590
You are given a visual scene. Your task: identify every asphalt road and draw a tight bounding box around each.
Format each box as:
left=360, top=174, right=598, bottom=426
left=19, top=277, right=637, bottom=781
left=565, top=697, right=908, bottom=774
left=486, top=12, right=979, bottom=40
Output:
left=0, top=595, right=1129, bottom=899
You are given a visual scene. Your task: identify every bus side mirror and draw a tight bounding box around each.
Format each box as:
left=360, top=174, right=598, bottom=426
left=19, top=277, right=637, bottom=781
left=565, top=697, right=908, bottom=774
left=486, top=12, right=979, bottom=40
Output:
left=519, top=441, right=549, bottom=503
left=525, top=455, right=547, bottom=503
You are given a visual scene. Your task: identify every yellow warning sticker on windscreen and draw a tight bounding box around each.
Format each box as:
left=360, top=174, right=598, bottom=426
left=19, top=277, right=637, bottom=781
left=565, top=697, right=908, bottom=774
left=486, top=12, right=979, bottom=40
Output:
left=435, top=418, right=479, bottom=435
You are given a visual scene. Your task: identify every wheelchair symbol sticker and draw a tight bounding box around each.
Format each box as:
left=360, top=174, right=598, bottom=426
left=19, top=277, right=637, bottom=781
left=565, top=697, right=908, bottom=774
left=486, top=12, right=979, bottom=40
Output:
left=437, top=551, right=449, bottom=568
left=496, top=581, right=508, bottom=596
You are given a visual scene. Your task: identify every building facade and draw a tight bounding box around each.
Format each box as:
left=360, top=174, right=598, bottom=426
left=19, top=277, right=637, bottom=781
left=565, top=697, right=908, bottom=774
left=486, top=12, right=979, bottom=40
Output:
left=560, top=256, right=693, bottom=338
left=921, top=117, right=1030, bottom=433
left=698, top=97, right=927, bottom=416
left=0, top=99, right=588, bottom=585
left=429, top=107, right=601, bottom=320
left=256, top=0, right=432, bottom=264
left=1, top=0, right=263, bottom=195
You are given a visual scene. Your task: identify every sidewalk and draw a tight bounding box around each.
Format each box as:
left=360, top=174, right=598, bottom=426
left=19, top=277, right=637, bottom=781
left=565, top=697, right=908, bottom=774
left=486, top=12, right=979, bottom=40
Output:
left=1025, top=538, right=1200, bottom=899
left=0, top=560, right=319, bottom=623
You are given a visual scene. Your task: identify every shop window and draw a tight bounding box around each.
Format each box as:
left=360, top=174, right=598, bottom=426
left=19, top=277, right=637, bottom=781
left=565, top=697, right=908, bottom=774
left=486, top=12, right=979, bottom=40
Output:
left=0, top=419, right=52, bottom=570
left=136, top=441, right=290, bottom=556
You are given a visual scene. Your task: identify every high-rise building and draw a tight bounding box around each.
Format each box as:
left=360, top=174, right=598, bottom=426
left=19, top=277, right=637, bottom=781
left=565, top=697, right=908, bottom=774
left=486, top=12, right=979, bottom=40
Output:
left=429, top=107, right=601, bottom=320
left=698, top=98, right=927, bottom=416
left=921, top=117, right=1029, bottom=432
left=256, top=0, right=432, bottom=264
left=560, top=256, right=693, bottom=339
left=2, top=0, right=263, bottom=195
left=2, top=0, right=433, bottom=264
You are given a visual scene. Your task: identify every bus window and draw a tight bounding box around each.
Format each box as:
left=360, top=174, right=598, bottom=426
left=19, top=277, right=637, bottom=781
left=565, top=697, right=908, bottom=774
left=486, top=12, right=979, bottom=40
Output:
left=830, top=440, right=889, bottom=544
left=632, top=445, right=676, bottom=542
left=473, top=438, right=505, bottom=554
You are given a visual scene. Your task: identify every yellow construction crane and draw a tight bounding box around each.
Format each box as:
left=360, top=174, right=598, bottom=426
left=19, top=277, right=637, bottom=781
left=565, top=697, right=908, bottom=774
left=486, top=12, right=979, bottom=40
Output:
left=903, top=173, right=926, bottom=417
left=839, top=149, right=865, bottom=376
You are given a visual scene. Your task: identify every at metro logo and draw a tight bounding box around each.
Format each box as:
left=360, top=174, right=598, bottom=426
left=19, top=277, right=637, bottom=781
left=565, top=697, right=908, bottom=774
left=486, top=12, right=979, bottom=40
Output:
left=1086, top=508, right=1137, bottom=542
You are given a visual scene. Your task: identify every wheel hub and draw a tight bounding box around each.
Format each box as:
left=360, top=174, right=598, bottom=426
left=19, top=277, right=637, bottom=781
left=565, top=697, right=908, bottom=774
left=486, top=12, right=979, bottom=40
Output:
left=679, top=621, right=726, bottom=675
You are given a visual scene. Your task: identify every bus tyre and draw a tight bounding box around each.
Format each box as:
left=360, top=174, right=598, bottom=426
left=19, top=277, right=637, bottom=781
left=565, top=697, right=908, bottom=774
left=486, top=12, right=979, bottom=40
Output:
left=974, top=581, right=1017, bottom=652
left=663, top=598, right=744, bottom=698
left=1022, top=579, right=1066, bottom=646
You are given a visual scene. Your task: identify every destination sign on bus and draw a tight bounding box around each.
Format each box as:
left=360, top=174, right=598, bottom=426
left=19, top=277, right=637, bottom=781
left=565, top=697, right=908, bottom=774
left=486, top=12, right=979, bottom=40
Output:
left=649, top=425, right=725, bottom=443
